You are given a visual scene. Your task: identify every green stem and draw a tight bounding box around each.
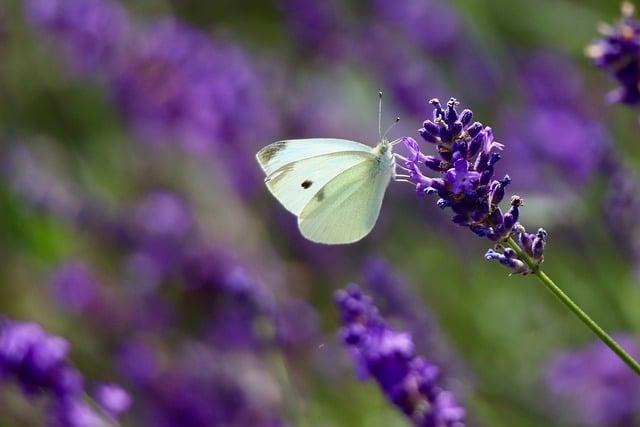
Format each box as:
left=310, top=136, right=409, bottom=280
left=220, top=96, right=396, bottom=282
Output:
left=506, top=237, right=640, bottom=376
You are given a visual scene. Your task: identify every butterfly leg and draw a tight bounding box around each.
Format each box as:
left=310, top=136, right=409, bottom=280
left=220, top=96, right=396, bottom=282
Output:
left=393, top=153, right=409, bottom=162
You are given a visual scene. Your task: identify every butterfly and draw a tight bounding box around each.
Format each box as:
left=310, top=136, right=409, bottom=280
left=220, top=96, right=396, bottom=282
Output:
left=256, top=93, right=402, bottom=244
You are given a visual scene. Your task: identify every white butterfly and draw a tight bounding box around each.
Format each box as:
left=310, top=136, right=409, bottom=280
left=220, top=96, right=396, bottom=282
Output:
left=256, top=94, right=402, bottom=245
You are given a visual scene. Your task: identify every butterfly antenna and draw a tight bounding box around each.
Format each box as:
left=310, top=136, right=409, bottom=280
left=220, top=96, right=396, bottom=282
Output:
left=382, top=116, right=400, bottom=141
left=378, top=91, right=383, bottom=140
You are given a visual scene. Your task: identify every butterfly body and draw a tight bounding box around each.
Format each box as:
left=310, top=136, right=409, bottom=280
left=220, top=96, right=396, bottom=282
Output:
left=256, top=138, right=396, bottom=244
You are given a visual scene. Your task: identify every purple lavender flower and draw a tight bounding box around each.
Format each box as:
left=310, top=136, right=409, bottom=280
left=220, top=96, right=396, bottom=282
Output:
left=5, top=148, right=289, bottom=425
left=603, top=158, right=640, bottom=280
left=496, top=52, right=609, bottom=192
left=0, top=319, right=130, bottom=425
left=132, top=191, right=193, bottom=242
left=586, top=2, right=640, bottom=105
left=362, top=25, right=447, bottom=115
left=498, top=107, right=607, bottom=190
left=94, top=383, right=132, bottom=418
left=126, top=343, right=285, bottom=427
left=111, top=20, right=277, bottom=154
left=371, top=0, right=460, bottom=53
left=520, top=51, right=585, bottom=106
left=335, top=284, right=466, bottom=427
left=403, top=97, right=547, bottom=274
left=124, top=191, right=194, bottom=285
left=274, top=298, right=320, bottom=349
left=278, top=0, right=354, bottom=58
left=25, top=5, right=277, bottom=196
left=361, top=257, right=448, bottom=358
left=0, top=320, right=81, bottom=397
left=25, top=0, right=129, bottom=74
left=111, top=20, right=277, bottom=195
left=484, top=248, right=528, bottom=275
left=366, top=0, right=497, bottom=107
left=50, top=262, right=101, bottom=314
left=117, top=339, right=159, bottom=387
left=546, top=334, right=640, bottom=426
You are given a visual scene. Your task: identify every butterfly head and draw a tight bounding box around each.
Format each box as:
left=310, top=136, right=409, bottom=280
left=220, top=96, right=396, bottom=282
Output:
left=372, top=140, right=397, bottom=173
left=373, top=139, right=392, bottom=156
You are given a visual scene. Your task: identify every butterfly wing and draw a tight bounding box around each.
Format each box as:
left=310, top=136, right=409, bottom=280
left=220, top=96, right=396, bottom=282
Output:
left=256, top=138, right=372, bottom=176
left=264, top=151, right=373, bottom=215
left=297, top=158, right=393, bottom=244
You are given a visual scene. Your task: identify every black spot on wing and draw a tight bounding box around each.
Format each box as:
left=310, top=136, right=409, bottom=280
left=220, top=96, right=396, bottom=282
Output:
left=301, top=180, right=313, bottom=189
left=258, top=141, right=288, bottom=163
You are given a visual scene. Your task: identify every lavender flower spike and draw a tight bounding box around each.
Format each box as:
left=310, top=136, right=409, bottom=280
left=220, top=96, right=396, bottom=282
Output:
left=586, top=2, right=640, bottom=105
left=402, top=97, right=640, bottom=375
left=404, top=97, right=544, bottom=274
left=335, top=284, right=465, bottom=427
left=0, top=318, right=131, bottom=426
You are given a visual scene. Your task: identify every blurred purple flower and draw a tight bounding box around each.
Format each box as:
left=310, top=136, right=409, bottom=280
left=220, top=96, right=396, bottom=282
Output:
left=124, top=191, right=194, bottom=285
left=586, top=2, right=640, bottom=105
left=603, top=158, right=640, bottom=279
left=498, top=52, right=609, bottom=192
left=275, top=299, right=320, bottom=349
left=132, top=191, right=193, bottom=242
left=499, top=107, right=607, bottom=190
left=0, top=320, right=81, bottom=396
left=335, top=284, right=466, bottom=427
left=25, top=0, right=129, bottom=73
left=126, top=343, right=284, bottom=427
left=0, top=319, right=130, bottom=425
left=206, top=304, right=263, bottom=351
left=520, top=51, right=585, bottom=106
left=363, top=25, right=447, bottom=116
left=367, top=0, right=497, bottom=106
left=112, top=20, right=277, bottom=156
left=371, top=0, right=460, bottom=53
left=361, top=257, right=455, bottom=365
left=5, top=145, right=292, bottom=425
left=50, top=262, right=101, bottom=314
left=25, top=3, right=278, bottom=196
left=117, top=339, right=160, bottom=387
left=181, top=247, right=271, bottom=303
left=546, top=335, right=640, bottom=426
left=49, top=396, right=109, bottom=427
left=94, top=383, right=132, bottom=418
left=279, top=0, right=354, bottom=58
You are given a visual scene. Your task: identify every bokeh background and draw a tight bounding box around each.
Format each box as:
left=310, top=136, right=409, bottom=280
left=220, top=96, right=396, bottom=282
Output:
left=1, top=0, right=640, bottom=426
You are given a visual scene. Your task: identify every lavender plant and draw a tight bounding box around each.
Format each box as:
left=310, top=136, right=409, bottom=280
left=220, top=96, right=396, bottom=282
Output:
left=360, top=257, right=458, bottom=368
left=499, top=52, right=609, bottom=193
left=0, top=319, right=131, bottom=426
left=398, top=97, right=640, bottom=375
left=546, top=335, right=640, bottom=426
left=586, top=2, right=640, bottom=106
left=0, top=138, right=311, bottom=424
left=25, top=0, right=277, bottom=196
left=587, top=3, right=640, bottom=278
left=335, top=284, right=465, bottom=427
